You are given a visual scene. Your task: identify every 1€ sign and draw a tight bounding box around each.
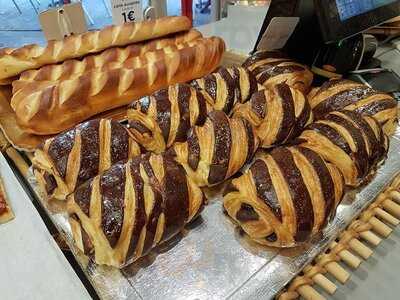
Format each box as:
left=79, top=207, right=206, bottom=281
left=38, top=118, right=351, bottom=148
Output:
left=110, top=0, right=143, bottom=25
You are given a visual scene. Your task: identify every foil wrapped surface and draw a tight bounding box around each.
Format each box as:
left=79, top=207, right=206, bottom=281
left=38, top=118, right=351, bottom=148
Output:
left=25, top=125, right=400, bottom=300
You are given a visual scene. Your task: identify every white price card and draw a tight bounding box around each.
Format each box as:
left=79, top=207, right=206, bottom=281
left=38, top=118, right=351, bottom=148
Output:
left=257, top=17, right=299, bottom=51
left=110, top=0, right=143, bottom=25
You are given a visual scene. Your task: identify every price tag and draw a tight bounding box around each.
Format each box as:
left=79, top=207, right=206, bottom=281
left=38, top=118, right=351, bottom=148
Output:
left=110, top=0, right=143, bottom=25
left=256, top=17, right=299, bottom=51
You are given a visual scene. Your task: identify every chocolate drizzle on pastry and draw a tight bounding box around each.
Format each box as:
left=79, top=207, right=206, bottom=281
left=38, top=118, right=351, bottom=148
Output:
left=236, top=203, right=259, bottom=222
left=67, top=153, right=204, bottom=267
left=191, top=66, right=258, bottom=114
left=77, top=120, right=100, bottom=186
left=275, top=83, right=296, bottom=143
left=242, top=50, right=313, bottom=94
left=100, top=163, right=126, bottom=248
left=161, top=158, right=190, bottom=241
left=250, top=89, right=267, bottom=119
left=208, top=111, right=232, bottom=184
left=74, top=180, right=93, bottom=216
left=43, top=172, right=57, bottom=195
left=174, top=84, right=192, bottom=141
left=250, top=159, right=282, bottom=221
left=354, top=99, right=397, bottom=116
left=223, top=146, right=344, bottom=247
left=33, top=119, right=143, bottom=201
left=271, top=147, right=314, bottom=242
left=299, top=111, right=388, bottom=186
left=128, top=121, right=153, bottom=136
left=325, top=113, right=369, bottom=178
left=265, top=232, right=278, bottom=242
left=309, top=79, right=397, bottom=135
left=110, top=120, right=130, bottom=165
left=297, top=146, right=335, bottom=224
left=48, top=130, right=75, bottom=179
left=174, top=110, right=258, bottom=187
left=308, top=123, right=352, bottom=154
left=187, top=127, right=201, bottom=170
left=154, top=88, right=172, bottom=143
left=313, top=86, right=376, bottom=120
left=233, top=83, right=312, bottom=149
left=242, top=50, right=288, bottom=68
left=126, top=159, right=147, bottom=259
left=257, top=65, right=306, bottom=84
left=243, top=119, right=256, bottom=163
left=127, top=83, right=213, bottom=153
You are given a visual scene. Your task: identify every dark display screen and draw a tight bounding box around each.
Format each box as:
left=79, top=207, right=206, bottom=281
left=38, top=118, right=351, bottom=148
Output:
left=336, top=0, right=398, bottom=20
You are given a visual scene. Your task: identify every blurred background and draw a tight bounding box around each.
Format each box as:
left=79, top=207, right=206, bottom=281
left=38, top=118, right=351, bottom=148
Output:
left=0, top=0, right=270, bottom=47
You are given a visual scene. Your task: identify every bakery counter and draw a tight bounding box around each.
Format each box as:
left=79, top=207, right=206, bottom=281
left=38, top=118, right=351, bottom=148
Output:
left=1, top=13, right=400, bottom=300
left=0, top=153, right=91, bottom=300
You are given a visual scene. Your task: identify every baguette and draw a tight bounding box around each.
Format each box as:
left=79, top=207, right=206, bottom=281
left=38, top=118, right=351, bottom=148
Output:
left=12, top=37, right=225, bottom=135
left=12, top=37, right=207, bottom=108
left=0, top=16, right=191, bottom=80
left=13, top=29, right=202, bottom=93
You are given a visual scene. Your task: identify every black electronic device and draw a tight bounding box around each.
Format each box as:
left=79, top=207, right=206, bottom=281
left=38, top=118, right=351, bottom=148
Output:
left=253, top=0, right=400, bottom=67
left=348, top=68, right=400, bottom=101
left=315, top=0, right=400, bottom=43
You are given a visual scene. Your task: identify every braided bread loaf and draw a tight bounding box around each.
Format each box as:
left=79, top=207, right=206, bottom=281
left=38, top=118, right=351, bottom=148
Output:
left=12, top=36, right=225, bottom=135
left=127, top=83, right=213, bottom=153
left=242, top=51, right=313, bottom=94
left=33, top=119, right=142, bottom=201
left=233, top=83, right=313, bottom=148
left=308, top=79, right=398, bottom=136
left=297, top=110, right=389, bottom=187
left=172, top=110, right=259, bottom=187
left=191, top=66, right=258, bottom=114
left=0, top=16, right=191, bottom=80
left=223, top=146, right=344, bottom=247
left=15, top=29, right=202, bottom=87
left=67, top=152, right=205, bottom=267
left=11, top=37, right=209, bottom=105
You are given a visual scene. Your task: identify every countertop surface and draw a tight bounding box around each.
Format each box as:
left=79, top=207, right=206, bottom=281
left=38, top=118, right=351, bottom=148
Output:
left=0, top=153, right=90, bottom=300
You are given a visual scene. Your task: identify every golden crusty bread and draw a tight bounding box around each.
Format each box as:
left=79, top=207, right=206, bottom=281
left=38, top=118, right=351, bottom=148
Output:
left=11, top=37, right=207, bottom=108
left=13, top=29, right=202, bottom=93
left=12, top=36, right=225, bottom=135
left=0, top=16, right=191, bottom=80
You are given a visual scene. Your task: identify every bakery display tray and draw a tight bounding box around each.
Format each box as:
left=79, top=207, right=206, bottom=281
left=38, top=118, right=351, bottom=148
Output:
left=9, top=124, right=398, bottom=300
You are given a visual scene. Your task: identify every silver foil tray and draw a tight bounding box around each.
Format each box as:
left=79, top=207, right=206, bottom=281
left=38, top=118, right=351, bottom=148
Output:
left=24, top=125, right=400, bottom=300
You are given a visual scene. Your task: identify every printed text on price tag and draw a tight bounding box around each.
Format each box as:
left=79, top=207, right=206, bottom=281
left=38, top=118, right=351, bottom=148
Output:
left=110, top=0, right=143, bottom=25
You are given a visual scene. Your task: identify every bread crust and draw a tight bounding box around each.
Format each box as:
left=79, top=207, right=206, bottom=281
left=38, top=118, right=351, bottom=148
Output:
left=0, top=16, right=192, bottom=80
left=12, top=37, right=225, bottom=135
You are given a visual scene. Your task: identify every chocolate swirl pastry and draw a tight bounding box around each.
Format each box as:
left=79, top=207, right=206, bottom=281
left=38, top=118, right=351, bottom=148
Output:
left=223, top=146, right=344, bottom=247
left=191, top=66, right=258, bottom=114
left=127, top=83, right=213, bottom=153
left=297, top=110, right=389, bottom=187
left=242, top=50, right=314, bottom=94
left=67, top=152, right=205, bottom=267
left=172, top=110, right=259, bottom=187
left=309, top=79, right=398, bottom=136
left=33, top=119, right=142, bottom=201
left=233, top=83, right=313, bottom=148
